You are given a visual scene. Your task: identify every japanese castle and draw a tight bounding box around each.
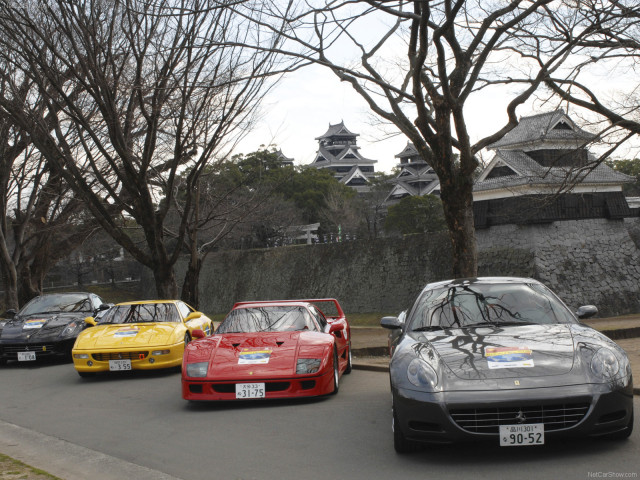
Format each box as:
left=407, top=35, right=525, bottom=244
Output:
left=310, top=121, right=378, bottom=192
left=473, top=110, right=633, bottom=227
left=385, top=141, right=440, bottom=204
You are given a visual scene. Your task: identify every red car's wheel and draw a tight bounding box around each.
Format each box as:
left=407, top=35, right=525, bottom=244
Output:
left=344, top=341, right=352, bottom=374
left=331, top=348, right=340, bottom=395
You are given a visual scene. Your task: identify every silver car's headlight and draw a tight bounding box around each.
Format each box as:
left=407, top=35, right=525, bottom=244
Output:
left=186, top=362, right=209, bottom=377
left=60, top=321, right=81, bottom=337
left=407, top=358, right=438, bottom=390
left=590, top=347, right=620, bottom=379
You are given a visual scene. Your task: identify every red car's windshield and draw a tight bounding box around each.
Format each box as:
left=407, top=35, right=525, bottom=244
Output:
left=217, top=306, right=318, bottom=333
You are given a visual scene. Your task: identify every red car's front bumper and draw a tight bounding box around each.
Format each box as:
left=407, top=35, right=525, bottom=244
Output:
left=182, top=369, right=335, bottom=401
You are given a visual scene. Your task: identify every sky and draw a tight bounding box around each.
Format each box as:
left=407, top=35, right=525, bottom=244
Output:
left=236, top=61, right=588, bottom=174
left=237, top=62, right=516, bottom=174
left=237, top=64, right=406, bottom=173
left=235, top=12, right=640, bottom=174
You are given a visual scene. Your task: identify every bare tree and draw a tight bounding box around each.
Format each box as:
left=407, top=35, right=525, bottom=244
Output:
left=0, top=0, right=286, bottom=298
left=522, top=1, right=640, bottom=137
left=0, top=64, right=98, bottom=309
left=244, top=0, right=615, bottom=276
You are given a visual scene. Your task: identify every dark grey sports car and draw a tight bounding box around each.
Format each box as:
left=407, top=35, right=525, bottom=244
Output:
left=381, top=277, right=634, bottom=452
left=0, top=292, right=109, bottom=364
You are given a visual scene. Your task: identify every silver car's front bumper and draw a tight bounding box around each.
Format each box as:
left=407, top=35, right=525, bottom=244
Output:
left=393, top=381, right=634, bottom=444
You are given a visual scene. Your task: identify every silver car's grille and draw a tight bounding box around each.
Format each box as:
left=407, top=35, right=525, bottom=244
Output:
left=3, top=344, right=56, bottom=354
left=449, top=403, right=590, bottom=433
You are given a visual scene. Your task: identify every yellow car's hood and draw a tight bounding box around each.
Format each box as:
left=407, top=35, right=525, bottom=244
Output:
left=75, top=323, right=181, bottom=349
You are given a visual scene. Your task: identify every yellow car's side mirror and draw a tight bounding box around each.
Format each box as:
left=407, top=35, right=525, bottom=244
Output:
left=184, top=312, right=202, bottom=322
left=84, top=316, right=97, bottom=326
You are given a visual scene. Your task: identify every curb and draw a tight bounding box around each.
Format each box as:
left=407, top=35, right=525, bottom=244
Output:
left=601, top=327, right=640, bottom=341
left=352, top=362, right=389, bottom=373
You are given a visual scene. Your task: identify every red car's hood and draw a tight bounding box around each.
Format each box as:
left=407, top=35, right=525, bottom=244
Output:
left=201, top=331, right=316, bottom=380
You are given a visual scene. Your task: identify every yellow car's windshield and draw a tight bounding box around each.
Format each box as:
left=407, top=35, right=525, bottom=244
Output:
left=99, top=304, right=180, bottom=324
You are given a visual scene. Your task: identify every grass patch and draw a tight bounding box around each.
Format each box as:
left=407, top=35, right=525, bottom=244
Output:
left=0, top=453, right=61, bottom=480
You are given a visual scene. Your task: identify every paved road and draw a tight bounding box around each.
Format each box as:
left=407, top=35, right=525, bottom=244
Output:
left=0, top=359, right=638, bottom=480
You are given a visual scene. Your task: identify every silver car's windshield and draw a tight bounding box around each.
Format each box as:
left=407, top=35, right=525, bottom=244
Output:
left=20, top=294, right=92, bottom=315
left=409, top=282, right=576, bottom=331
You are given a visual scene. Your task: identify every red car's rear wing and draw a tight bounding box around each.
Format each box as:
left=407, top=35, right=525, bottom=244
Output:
left=232, top=298, right=345, bottom=320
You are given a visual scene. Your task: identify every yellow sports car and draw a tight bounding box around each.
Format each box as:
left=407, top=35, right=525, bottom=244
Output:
left=72, top=300, right=214, bottom=377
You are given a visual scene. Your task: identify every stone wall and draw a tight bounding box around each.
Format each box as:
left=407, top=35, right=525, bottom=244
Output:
left=194, top=234, right=454, bottom=315
left=160, top=218, right=640, bottom=317
left=477, top=218, right=640, bottom=316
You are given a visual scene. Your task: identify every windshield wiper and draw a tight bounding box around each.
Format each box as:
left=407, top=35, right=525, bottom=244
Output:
left=412, top=325, right=444, bottom=332
left=464, top=321, right=498, bottom=328
left=466, top=320, right=536, bottom=327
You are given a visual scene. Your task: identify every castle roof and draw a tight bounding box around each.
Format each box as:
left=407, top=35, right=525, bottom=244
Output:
left=315, top=121, right=358, bottom=140
left=488, top=110, right=595, bottom=150
left=395, top=142, right=420, bottom=159
left=474, top=150, right=633, bottom=192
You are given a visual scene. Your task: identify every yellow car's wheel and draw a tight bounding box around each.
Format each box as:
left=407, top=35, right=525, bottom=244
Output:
left=184, top=332, right=191, bottom=346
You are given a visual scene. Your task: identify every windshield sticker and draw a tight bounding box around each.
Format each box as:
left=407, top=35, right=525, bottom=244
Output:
left=238, top=348, right=272, bottom=365
left=113, top=326, right=140, bottom=337
left=23, top=319, right=46, bottom=329
left=486, top=347, right=534, bottom=369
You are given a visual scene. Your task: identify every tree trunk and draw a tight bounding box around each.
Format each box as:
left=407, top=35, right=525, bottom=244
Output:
left=17, top=263, right=41, bottom=306
left=181, top=258, right=201, bottom=309
left=1, top=264, right=19, bottom=311
left=152, top=263, right=179, bottom=299
left=439, top=178, right=477, bottom=278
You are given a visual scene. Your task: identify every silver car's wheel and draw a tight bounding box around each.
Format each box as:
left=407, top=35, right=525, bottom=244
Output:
left=393, top=405, right=422, bottom=454
left=607, top=411, right=634, bottom=440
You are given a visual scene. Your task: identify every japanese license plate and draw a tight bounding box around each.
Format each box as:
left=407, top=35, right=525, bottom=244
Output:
left=499, top=424, right=544, bottom=446
left=235, top=383, right=265, bottom=399
left=17, top=351, right=36, bottom=361
left=109, top=359, right=132, bottom=371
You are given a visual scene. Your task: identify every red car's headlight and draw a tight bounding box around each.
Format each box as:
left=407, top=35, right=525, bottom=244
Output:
left=186, top=362, right=209, bottom=377
left=296, top=358, right=321, bottom=374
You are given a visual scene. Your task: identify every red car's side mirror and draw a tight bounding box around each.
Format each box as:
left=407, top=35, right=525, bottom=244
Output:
left=191, top=329, right=206, bottom=339
left=328, top=322, right=344, bottom=334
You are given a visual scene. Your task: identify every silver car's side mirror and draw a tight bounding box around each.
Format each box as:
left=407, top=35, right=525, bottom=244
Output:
left=380, top=316, right=403, bottom=329
left=575, top=305, right=598, bottom=319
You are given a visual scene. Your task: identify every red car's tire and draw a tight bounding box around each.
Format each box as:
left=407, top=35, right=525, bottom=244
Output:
left=344, top=341, right=352, bottom=374
left=331, top=348, right=340, bottom=395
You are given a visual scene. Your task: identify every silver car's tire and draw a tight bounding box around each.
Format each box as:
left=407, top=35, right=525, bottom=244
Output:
left=393, top=405, right=422, bottom=454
